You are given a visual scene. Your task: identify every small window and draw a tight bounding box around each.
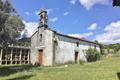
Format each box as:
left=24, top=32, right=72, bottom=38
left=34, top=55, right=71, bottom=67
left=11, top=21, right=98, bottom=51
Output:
left=54, top=40, right=58, bottom=46
left=40, top=34, right=42, bottom=42
left=41, top=14, right=44, bottom=18
left=76, top=42, right=79, bottom=47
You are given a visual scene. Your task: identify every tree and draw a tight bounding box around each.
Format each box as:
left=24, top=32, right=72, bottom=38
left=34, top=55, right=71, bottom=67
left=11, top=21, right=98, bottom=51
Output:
left=86, top=48, right=100, bottom=62
left=0, top=0, right=3, bottom=11
left=101, top=43, right=120, bottom=54
left=18, top=38, right=31, bottom=46
left=4, top=15, right=24, bottom=43
left=0, top=0, right=24, bottom=47
left=94, top=40, right=99, bottom=43
left=113, top=0, right=120, bottom=7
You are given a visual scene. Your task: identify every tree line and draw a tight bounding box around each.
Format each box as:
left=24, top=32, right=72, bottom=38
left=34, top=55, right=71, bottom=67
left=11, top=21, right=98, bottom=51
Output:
left=101, top=43, right=120, bottom=54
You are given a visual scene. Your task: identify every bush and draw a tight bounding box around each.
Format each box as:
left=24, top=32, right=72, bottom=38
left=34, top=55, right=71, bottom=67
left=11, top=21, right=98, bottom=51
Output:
left=79, top=60, right=86, bottom=65
left=86, top=48, right=100, bottom=62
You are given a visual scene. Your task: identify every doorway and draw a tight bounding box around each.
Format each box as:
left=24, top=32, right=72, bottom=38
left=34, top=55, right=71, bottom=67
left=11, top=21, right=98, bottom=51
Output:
left=75, top=52, right=79, bottom=63
left=38, top=49, right=43, bottom=65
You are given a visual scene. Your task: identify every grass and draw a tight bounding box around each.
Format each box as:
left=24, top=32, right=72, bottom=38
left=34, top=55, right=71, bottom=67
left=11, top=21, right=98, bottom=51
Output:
left=0, top=57, right=120, bottom=80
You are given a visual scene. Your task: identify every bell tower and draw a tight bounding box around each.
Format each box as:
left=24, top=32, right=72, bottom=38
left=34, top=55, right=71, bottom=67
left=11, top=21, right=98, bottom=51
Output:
left=38, top=8, right=48, bottom=28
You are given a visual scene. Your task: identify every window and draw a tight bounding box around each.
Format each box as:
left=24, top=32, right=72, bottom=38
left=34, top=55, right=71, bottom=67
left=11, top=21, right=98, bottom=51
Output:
left=76, top=42, right=79, bottom=47
left=40, top=34, right=42, bottom=42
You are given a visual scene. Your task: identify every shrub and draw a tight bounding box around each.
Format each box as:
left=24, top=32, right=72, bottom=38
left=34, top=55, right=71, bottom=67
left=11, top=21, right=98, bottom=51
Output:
left=79, top=60, right=86, bottom=65
left=86, top=48, right=100, bottom=62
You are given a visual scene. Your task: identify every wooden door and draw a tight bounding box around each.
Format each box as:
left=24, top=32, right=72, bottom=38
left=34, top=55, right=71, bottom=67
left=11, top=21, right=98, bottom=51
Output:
left=38, top=50, right=43, bottom=65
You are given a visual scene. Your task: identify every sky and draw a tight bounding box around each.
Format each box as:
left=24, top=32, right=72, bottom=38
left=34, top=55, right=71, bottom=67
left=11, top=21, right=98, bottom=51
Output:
left=10, top=0, right=120, bottom=44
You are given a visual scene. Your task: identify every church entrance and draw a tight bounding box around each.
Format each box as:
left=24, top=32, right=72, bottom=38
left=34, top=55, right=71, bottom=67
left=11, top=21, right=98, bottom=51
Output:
left=38, top=49, right=43, bottom=65
left=75, top=52, right=79, bottom=64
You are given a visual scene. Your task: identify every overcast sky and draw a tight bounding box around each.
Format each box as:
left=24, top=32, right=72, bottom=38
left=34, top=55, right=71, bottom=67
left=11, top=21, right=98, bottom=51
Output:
left=11, top=0, right=120, bottom=44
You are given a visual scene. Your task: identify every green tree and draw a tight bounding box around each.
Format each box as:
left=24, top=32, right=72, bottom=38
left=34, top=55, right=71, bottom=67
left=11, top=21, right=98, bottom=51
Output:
left=0, top=0, right=24, bottom=47
left=94, top=40, right=98, bottom=43
left=0, top=0, right=3, bottom=11
left=18, top=38, right=31, bottom=46
left=4, top=15, right=24, bottom=42
left=86, top=48, right=100, bottom=62
left=113, top=0, right=120, bottom=7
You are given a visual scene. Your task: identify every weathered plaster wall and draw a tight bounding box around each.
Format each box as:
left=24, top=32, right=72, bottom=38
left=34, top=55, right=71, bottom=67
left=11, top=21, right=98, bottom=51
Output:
left=54, top=35, right=76, bottom=64
left=31, top=28, right=100, bottom=66
left=54, top=34, right=100, bottom=64
left=31, top=28, right=54, bottom=66
left=31, top=27, right=46, bottom=65
left=31, top=32, right=38, bottom=65
left=43, top=29, right=54, bottom=66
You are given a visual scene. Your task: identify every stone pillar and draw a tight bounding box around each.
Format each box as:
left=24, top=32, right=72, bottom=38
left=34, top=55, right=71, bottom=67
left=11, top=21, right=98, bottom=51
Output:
left=10, top=48, right=13, bottom=64
left=28, top=50, right=30, bottom=64
left=20, top=49, right=22, bottom=64
left=6, top=50, right=7, bottom=65
left=0, top=49, right=3, bottom=65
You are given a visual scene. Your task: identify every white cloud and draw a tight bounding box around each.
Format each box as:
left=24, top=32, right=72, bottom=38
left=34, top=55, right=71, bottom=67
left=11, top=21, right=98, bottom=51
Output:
left=69, top=32, right=93, bottom=38
left=70, top=0, right=77, bottom=4
left=25, top=12, right=31, bottom=15
left=49, top=17, right=58, bottom=22
left=69, top=34, right=82, bottom=38
left=88, top=23, right=97, bottom=30
left=79, top=0, right=110, bottom=10
left=95, top=21, right=120, bottom=44
left=63, top=12, right=69, bottom=16
left=47, top=9, right=53, bottom=14
left=35, top=11, right=39, bottom=15
left=69, top=0, right=110, bottom=10
left=21, top=20, right=38, bottom=37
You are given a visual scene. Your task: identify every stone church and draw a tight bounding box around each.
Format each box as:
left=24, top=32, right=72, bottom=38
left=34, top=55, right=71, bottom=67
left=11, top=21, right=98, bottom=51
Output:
left=31, top=8, right=101, bottom=66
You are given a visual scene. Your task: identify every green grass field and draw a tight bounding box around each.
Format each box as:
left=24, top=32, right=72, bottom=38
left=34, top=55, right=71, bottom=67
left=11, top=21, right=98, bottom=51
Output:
left=0, top=57, right=120, bottom=80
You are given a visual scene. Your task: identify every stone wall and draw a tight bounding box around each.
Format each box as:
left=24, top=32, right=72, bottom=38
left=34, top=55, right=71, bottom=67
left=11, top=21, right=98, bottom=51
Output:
left=31, top=31, right=38, bottom=65
left=54, top=34, right=100, bottom=64
left=31, top=28, right=100, bottom=66
left=43, top=29, right=54, bottom=66
left=31, top=28, right=54, bottom=66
